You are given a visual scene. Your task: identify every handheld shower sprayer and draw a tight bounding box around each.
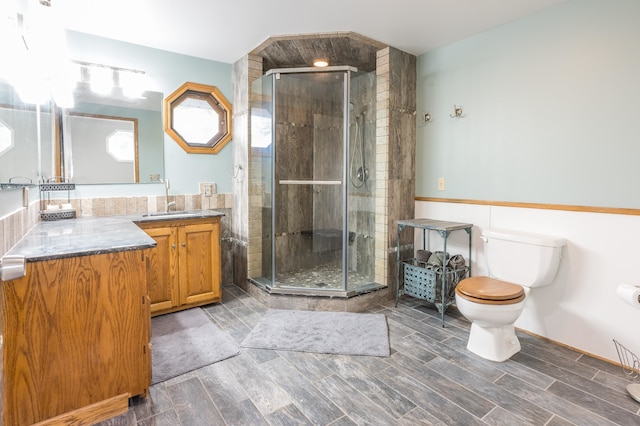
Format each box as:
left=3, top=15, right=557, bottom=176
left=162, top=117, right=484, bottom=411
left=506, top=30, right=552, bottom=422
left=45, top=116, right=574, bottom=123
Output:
left=349, top=100, right=369, bottom=188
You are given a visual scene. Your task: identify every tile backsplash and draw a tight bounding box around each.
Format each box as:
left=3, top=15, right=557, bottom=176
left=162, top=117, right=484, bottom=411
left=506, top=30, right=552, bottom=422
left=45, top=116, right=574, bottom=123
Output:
left=0, top=192, right=232, bottom=257
left=0, top=201, right=39, bottom=257
left=66, top=193, right=232, bottom=217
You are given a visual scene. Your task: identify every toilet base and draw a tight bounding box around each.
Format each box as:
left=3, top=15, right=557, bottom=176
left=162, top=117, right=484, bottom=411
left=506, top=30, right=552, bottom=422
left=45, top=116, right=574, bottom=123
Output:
left=466, top=322, right=521, bottom=362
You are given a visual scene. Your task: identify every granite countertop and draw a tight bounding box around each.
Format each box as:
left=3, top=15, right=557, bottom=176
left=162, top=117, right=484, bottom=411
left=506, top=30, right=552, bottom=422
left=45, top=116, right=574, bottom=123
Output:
left=5, top=210, right=224, bottom=262
left=130, top=209, right=225, bottom=223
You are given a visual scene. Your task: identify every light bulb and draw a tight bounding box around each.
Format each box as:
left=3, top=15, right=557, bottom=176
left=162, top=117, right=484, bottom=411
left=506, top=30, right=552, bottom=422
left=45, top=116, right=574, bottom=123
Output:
left=119, top=70, right=147, bottom=99
left=89, top=66, right=113, bottom=95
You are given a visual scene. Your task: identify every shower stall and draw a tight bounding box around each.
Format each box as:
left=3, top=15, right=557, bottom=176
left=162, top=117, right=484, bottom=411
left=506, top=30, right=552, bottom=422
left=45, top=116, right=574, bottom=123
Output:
left=249, top=66, right=381, bottom=295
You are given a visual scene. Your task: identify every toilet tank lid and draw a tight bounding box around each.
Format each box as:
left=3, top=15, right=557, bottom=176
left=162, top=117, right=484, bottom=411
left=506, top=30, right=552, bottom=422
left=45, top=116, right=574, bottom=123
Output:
left=482, top=228, right=566, bottom=247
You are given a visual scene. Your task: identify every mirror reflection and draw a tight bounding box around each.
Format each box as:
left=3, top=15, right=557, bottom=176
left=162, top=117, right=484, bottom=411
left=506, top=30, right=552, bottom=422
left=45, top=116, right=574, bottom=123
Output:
left=63, top=113, right=138, bottom=184
left=63, top=81, right=164, bottom=183
left=0, top=78, right=52, bottom=188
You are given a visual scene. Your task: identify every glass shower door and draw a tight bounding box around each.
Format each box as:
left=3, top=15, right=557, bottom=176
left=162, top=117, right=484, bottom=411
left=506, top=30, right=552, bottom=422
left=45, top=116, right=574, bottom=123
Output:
left=273, top=70, right=347, bottom=291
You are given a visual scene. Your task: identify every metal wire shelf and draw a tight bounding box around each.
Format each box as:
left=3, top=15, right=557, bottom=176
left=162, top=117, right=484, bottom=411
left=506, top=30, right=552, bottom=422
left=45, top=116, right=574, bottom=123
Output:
left=613, top=339, right=640, bottom=402
left=39, top=177, right=76, bottom=221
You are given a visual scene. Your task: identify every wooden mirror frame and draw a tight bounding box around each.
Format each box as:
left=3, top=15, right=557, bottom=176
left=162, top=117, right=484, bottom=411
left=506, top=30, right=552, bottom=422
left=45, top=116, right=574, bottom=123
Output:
left=164, top=82, right=232, bottom=154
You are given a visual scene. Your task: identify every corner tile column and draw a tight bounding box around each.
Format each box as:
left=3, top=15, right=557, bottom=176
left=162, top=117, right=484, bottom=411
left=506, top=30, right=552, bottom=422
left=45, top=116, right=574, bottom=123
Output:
left=231, top=54, right=263, bottom=289
left=376, top=47, right=417, bottom=298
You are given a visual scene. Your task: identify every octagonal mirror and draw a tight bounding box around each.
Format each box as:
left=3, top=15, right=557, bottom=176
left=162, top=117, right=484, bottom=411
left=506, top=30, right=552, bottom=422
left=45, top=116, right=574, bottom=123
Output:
left=164, top=82, right=232, bottom=154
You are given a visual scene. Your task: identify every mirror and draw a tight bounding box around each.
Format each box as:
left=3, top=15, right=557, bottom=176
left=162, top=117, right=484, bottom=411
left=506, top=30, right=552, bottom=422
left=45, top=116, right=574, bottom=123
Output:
left=0, top=78, right=52, bottom=188
left=165, top=82, right=232, bottom=154
left=62, top=82, right=164, bottom=183
left=0, top=77, right=163, bottom=187
left=63, top=113, right=138, bottom=184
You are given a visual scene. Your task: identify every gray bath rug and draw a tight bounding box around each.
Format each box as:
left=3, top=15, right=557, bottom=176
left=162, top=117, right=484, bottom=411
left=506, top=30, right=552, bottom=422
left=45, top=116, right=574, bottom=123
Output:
left=151, top=308, right=239, bottom=384
left=241, top=309, right=390, bottom=357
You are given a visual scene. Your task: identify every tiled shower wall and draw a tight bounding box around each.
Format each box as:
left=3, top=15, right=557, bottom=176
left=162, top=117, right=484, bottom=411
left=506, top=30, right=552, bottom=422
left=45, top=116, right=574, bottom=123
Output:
left=375, top=47, right=417, bottom=294
left=348, top=72, right=377, bottom=280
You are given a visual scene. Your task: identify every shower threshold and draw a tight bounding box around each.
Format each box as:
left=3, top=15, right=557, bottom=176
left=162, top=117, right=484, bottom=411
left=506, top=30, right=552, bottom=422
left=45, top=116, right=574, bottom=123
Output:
left=250, top=277, right=385, bottom=298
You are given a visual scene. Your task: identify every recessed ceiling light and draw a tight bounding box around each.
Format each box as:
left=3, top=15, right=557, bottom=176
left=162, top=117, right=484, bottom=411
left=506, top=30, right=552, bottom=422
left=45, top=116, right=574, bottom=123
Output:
left=313, top=59, right=329, bottom=67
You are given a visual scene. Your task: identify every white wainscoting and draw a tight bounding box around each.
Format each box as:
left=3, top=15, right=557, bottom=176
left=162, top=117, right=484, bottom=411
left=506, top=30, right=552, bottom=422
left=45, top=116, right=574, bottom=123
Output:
left=415, top=200, right=640, bottom=365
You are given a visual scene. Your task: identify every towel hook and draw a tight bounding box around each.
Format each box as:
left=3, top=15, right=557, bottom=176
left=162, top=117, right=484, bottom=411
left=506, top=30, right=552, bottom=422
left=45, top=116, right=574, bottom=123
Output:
left=232, top=164, right=243, bottom=179
left=450, top=105, right=465, bottom=119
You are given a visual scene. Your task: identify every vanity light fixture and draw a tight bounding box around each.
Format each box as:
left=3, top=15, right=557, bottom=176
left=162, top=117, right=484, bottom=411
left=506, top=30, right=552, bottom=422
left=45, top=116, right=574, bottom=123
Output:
left=119, top=70, right=147, bottom=99
left=50, top=62, right=78, bottom=108
left=75, top=61, right=148, bottom=98
left=313, top=59, right=329, bottom=67
left=89, top=66, right=114, bottom=95
left=50, top=84, right=75, bottom=108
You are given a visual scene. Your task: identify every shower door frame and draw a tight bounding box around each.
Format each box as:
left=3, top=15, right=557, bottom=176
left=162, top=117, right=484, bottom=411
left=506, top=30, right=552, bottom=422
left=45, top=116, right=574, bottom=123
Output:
left=268, top=66, right=353, bottom=296
left=248, top=66, right=386, bottom=297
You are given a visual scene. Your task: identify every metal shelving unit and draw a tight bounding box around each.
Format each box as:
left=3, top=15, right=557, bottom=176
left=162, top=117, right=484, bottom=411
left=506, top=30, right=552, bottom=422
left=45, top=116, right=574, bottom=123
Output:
left=39, top=178, right=76, bottom=221
left=396, top=218, right=473, bottom=326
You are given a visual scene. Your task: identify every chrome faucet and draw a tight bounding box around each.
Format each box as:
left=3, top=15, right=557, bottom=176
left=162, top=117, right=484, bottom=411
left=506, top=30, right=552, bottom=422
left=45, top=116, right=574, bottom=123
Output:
left=160, top=178, right=176, bottom=212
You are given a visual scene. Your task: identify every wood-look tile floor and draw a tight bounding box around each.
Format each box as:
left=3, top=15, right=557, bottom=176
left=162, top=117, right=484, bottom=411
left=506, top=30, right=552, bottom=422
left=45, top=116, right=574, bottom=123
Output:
left=99, top=284, right=640, bottom=425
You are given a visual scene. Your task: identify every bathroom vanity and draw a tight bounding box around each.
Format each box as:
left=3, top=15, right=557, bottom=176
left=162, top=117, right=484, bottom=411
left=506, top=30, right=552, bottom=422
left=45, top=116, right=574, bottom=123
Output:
left=0, top=211, right=224, bottom=425
left=0, top=217, right=156, bottom=425
left=135, top=211, right=223, bottom=316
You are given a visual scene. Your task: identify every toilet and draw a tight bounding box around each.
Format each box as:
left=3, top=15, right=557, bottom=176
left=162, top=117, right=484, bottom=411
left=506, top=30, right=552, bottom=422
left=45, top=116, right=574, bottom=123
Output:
left=455, top=228, right=566, bottom=362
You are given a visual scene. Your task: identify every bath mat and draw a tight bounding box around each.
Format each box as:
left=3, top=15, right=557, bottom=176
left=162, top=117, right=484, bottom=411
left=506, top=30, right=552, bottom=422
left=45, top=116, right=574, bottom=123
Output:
left=151, top=308, right=239, bottom=384
left=241, top=309, right=390, bottom=357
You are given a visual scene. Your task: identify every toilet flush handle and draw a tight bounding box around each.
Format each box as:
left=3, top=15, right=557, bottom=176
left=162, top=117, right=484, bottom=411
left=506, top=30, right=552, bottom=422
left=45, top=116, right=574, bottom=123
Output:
left=480, top=236, right=489, bottom=243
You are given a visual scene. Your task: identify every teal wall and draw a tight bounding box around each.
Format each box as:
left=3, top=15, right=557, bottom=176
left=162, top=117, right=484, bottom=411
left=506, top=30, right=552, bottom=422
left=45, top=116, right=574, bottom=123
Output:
left=416, top=0, right=640, bottom=209
left=65, top=30, right=233, bottom=194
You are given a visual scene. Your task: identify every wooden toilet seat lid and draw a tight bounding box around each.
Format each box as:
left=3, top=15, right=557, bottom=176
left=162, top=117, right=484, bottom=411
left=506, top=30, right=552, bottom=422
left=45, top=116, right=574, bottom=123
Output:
left=456, top=276, right=525, bottom=305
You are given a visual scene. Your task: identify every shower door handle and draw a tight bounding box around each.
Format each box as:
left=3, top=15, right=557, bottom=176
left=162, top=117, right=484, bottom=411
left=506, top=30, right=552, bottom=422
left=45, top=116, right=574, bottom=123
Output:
left=279, top=180, right=341, bottom=185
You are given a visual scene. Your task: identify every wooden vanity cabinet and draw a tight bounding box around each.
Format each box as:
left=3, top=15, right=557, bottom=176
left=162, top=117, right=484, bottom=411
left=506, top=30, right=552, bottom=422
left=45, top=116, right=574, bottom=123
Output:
left=0, top=249, right=151, bottom=426
left=138, top=216, right=222, bottom=316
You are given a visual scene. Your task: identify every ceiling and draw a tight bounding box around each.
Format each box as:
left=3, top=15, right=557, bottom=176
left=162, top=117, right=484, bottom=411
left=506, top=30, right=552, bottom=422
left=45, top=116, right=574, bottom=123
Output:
left=53, top=0, right=568, bottom=64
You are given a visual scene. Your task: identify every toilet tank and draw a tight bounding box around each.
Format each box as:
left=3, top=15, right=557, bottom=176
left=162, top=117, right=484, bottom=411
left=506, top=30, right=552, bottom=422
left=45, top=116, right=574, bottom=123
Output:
left=482, top=228, right=566, bottom=288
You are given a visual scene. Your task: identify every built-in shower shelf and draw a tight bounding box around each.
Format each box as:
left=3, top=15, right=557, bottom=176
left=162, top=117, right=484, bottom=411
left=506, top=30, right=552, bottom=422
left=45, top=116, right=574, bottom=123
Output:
left=302, top=228, right=342, bottom=238
left=302, top=229, right=356, bottom=246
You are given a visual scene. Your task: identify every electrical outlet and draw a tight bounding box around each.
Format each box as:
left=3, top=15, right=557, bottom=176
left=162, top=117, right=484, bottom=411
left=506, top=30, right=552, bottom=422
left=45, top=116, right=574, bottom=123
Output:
left=437, top=177, right=446, bottom=191
left=204, top=183, right=213, bottom=197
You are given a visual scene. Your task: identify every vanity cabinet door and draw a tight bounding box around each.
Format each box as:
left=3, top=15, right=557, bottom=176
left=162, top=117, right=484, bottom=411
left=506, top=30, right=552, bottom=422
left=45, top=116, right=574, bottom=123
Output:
left=144, top=225, right=180, bottom=313
left=179, top=221, right=221, bottom=306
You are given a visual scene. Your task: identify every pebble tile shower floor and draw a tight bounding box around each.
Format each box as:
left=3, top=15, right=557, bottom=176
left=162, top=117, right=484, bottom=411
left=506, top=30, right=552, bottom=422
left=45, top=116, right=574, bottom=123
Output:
left=275, top=264, right=373, bottom=290
left=98, top=285, right=640, bottom=425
